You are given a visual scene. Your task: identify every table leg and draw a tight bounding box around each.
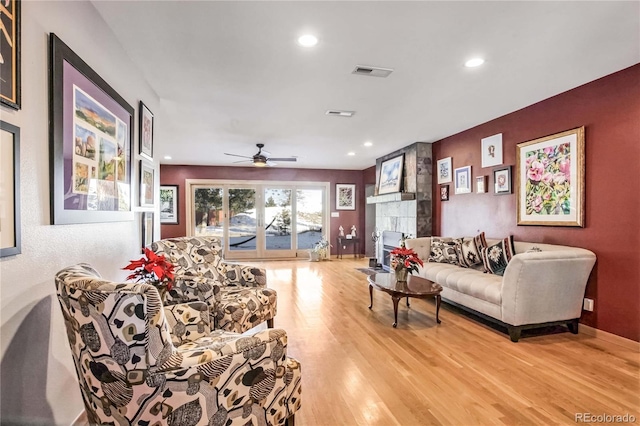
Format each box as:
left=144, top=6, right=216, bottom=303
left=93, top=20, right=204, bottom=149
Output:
left=435, top=294, right=441, bottom=324
left=368, top=284, right=373, bottom=309
left=406, top=297, right=410, bottom=307
left=392, top=296, right=401, bottom=328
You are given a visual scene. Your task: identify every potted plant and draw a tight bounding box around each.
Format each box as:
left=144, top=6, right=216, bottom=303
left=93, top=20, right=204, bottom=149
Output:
left=310, top=237, right=331, bottom=261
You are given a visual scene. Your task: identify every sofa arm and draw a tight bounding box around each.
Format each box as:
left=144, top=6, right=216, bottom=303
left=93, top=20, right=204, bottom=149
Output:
left=163, top=302, right=211, bottom=345
left=501, top=249, right=596, bottom=326
left=405, top=237, right=432, bottom=263
left=220, top=262, right=267, bottom=287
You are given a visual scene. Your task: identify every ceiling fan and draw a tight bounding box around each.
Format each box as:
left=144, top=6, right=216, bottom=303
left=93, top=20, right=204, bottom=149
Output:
left=224, top=143, right=297, bottom=167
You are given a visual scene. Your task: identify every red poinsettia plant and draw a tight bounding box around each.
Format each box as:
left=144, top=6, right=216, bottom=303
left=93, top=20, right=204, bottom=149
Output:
left=390, top=246, right=424, bottom=275
left=123, top=248, right=175, bottom=296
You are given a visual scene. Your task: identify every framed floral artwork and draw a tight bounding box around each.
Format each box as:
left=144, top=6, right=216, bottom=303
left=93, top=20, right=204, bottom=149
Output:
left=493, top=166, right=512, bottom=195
left=516, top=127, right=585, bottom=227
left=454, top=166, right=471, bottom=194
left=336, top=183, right=356, bottom=210
left=436, top=157, right=452, bottom=184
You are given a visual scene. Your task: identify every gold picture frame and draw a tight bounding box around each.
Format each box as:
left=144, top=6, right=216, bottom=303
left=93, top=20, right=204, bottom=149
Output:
left=516, top=127, right=585, bottom=227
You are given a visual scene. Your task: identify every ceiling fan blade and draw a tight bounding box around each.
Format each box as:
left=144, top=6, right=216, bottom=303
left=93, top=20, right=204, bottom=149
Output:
left=224, top=153, right=252, bottom=159
left=232, top=159, right=252, bottom=164
left=266, top=161, right=277, bottom=167
left=261, top=149, right=271, bottom=156
left=268, top=157, right=297, bottom=162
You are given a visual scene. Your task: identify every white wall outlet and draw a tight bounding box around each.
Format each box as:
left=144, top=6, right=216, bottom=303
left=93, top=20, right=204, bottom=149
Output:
left=331, top=212, right=340, bottom=217
left=583, top=298, right=594, bottom=312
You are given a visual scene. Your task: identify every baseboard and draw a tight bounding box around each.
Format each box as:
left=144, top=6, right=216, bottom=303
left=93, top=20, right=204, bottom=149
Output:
left=70, top=410, right=87, bottom=426
left=580, top=324, right=640, bottom=351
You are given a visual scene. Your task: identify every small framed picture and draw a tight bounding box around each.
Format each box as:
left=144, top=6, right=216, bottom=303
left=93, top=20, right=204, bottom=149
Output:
left=476, top=176, right=487, bottom=193
left=481, top=133, right=503, bottom=168
left=454, top=166, right=472, bottom=194
left=139, top=101, right=154, bottom=160
left=160, top=185, right=179, bottom=224
left=437, top=157, right=452, bottom=184
left=141, top=211, right=154, bottom=251
left=336, top=183, right=356, bottom=210
left=140, top=161, right=155, bottom=207
left=493, top=165, right=512, bottom=195
left=440, top=185, right=449, bottom=201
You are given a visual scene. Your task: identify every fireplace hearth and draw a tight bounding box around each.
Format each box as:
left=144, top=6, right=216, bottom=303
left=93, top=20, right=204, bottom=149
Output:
left=382, top=231, right=404, bottom=271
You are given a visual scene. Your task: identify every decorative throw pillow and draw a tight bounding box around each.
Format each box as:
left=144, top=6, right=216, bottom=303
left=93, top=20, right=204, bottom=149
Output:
left=481, top=235, right=516, bottom=276
left=429, top=237, right=462, bottom=265
left=456, top=232, right=488, bottom=268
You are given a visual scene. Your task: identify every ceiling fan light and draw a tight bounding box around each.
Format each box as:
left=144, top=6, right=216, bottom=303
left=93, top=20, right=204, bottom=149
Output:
left=254, top=158, right=267, bottom=167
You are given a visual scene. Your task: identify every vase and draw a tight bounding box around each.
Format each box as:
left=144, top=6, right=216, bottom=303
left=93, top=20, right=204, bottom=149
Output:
left=394, top=267, right=408, bottom=282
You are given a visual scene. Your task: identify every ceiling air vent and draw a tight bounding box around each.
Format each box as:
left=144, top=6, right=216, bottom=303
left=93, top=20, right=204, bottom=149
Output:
left=352, top=65, right=394, bottom=78
left=325, top=110, right=355, bottom=117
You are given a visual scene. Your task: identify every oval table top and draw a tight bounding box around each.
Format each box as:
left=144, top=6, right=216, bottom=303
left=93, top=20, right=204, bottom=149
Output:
left=367, top=273, right=442, bottom=297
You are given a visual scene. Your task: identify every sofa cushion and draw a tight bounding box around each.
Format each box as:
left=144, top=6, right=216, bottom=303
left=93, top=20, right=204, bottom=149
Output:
left=456, top=232, right=488, bottom=268
left=481, top=235, right=516, bottom=276
left=428, top=237, right=462, bottom=265
left=420, top=262, right=502, bottom=305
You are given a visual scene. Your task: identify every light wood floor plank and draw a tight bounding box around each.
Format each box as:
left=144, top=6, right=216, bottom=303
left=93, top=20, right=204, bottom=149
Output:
left=248, top=258, right=640, bottom=425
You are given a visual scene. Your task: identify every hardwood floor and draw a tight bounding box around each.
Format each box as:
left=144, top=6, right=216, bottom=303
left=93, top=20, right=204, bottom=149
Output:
left=251, top=257, right=639, bottom=426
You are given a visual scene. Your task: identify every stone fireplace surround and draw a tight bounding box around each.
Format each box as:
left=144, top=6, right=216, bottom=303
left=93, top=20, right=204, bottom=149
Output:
left=367, top=142, right=433, bottom=264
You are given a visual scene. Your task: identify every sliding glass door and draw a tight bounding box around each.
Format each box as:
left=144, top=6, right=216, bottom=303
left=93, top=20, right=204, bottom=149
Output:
left=187, top=180, right=329, bottom=260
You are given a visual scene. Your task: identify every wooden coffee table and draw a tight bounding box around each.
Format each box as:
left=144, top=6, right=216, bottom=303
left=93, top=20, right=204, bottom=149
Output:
left=367, top=273, right=443, bottom=327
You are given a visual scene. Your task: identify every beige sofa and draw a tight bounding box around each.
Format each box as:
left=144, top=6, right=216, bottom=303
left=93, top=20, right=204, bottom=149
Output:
left=405, top=237, right=596, bottom=341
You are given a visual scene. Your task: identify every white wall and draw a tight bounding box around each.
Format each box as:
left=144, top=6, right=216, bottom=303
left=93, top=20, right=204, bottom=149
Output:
left=0, top=2, right=160, bottom=424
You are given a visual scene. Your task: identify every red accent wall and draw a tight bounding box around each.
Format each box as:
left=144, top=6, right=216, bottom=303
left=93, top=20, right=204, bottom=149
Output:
left=432, top=64, right=640, bottom=341
left=160, top=165, right=366, bottom=255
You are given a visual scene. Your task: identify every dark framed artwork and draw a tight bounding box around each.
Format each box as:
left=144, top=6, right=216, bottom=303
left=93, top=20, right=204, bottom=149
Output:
left=378, top=154, right=404, bottom=194
left=140, top=160, right=155, bottom=207
left=440, top=185, right=449, bottom=201
left=160, top=185, right=179, bottom=224
left=516, top=127, right=585, bottom=227
left=493, top=165, right=512, bottom=195
left=0, top=0, right=21, bottom=110
left=139, top=101, right=154, bottom=160
left=49, top=34, right=134, bottom=224
left=0, top=120, right=21, bottom=257
left=141, top=211, right=154, bottom=251
left=336, top=183, right=355, bottom=210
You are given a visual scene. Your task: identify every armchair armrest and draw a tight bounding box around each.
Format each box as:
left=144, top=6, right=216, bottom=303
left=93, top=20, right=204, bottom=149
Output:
left=220, top=262, right=267, bottom=287
left=158, top=328, right=288, bottom=371
left=163, top=302, right=211, bottom=345
left=501, top=249, right=596, bottom=326
left=166, top=274, right=221, bottom=305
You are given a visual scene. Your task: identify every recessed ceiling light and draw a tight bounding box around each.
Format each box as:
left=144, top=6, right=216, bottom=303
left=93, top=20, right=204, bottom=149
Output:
left=465, top=58, right=485, bottom=68
left=298, top=34, right=318, bottom=47
left=347, top=152, right=356, bottom=156
left=364, top=141, right=373, bottom=147
left=164, top=155, right=172, bottom=160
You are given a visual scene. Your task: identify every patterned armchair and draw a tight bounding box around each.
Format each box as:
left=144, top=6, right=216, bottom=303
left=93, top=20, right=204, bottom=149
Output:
left=55, top=264, right=301, bottom=425
left=151, top=237, right=278, bottom=333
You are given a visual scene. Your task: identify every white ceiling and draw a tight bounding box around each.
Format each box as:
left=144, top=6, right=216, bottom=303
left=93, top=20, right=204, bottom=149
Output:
left=92, top=1, right=640, bottom=170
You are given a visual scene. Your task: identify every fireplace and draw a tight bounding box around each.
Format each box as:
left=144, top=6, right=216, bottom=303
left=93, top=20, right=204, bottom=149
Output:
left=382, top=231, right=403, bottom=271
